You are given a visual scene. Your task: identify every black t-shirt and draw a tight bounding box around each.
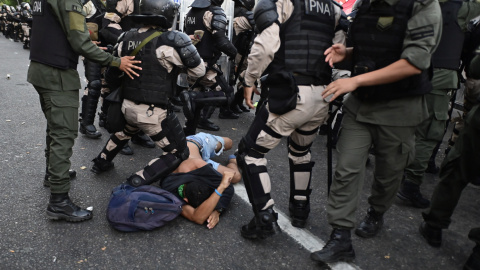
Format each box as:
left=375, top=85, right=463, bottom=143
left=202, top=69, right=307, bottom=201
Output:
left=160, top=164, right=234, bottom=211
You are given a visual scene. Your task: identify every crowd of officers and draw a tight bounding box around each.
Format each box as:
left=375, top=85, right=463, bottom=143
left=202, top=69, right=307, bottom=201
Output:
left=1, top=2, right=32, bottom=49
left=22, top=0, right=480, bottom=268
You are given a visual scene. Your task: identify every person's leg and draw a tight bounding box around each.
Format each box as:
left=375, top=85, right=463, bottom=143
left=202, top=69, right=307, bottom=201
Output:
left=355, top=124, right=415, bottom=238
left=34, top=86, right=92, bottom=222
left=401, top=92, right=450, bottom=208
left=126, top=106, right=189, bottom=187
left=79, top=59, right=102, bottom=138
left=312, top=110, right=372, bottom=263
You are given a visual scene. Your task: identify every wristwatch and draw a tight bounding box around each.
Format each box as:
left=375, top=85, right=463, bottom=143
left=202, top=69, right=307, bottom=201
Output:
left=216, top=208, right=225, bottom=215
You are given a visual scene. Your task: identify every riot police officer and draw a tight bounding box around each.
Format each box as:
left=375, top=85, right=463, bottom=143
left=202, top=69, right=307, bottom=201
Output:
left=20, top=2, right=32, bottom=49
left=184, top=0, right=238, bottom=131
left=310, top=0, right=442, bottom=264
left=237, top=0, right=344, bottom=238
left=229, top=0, right=255, bottom=114
left=398, top=0, right=480, bottom=209
left=91, top=0, right=206, bottom=188
left=78, top=0, right=107, bottom=139
left=28, top=0, right=141, bottom=222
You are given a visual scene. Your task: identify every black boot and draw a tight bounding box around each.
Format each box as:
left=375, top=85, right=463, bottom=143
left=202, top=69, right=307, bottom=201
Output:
left=44, top=169, right=77, bottom=187
left=46, top=193, right=92, bottom=222
left=131, top=131, right=155, bottom=148
left=120, top=143, right=134, bottom=155
left=397, top=180, right=430, bottom=208
left=91, top=157, right=114, bottom=174
left=464, top=245, right=480, bottom=270
left=419, top=221, right=442, bottom=247
left=289, top=199, right=310, bottom=228
left=198, top=106, right=219, bottom=131
left=310, top=229, right=355, bottom=263
left=355, top=207, right=384, bottom=238
left=241, top=207, right=281, bottom=239
left=426, top=158, right=439, bottom=174
left=79, top=94, right=102, bottom=139
left=219, top=107, right=239, bottom=119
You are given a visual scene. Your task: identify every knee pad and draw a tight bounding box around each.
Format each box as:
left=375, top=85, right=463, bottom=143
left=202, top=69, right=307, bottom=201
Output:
left=287, top=136, right=313, bottom=159
left=128, top=153, right=183, bottom=187
left=87, top=80, right=102, bottom=95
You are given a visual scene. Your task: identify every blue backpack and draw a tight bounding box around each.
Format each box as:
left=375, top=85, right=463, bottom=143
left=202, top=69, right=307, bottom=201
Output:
left=107, top=184, right=183, bottom=232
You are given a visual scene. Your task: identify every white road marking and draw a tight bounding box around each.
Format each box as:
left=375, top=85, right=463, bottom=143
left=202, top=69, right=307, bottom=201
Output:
left=234, top=183, right=361, bottom=270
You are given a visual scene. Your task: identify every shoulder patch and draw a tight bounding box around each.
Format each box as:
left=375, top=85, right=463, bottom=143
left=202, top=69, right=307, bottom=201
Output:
left=410, top=25, right=434, bottom=40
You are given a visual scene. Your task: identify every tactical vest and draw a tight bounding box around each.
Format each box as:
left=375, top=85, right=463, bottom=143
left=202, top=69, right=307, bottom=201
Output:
left=185, top=7, right=215, bottom=63
left=30, top=0, right=79, bottom=70
left=121, top=29, right=177, bottom=106
left=432, top=0, right=464, bottom=70
left=233, top=6, right=253, bottom=55
left=266, top=0, right=335, bottom=85
left=350, top=0, right=432, bottom=101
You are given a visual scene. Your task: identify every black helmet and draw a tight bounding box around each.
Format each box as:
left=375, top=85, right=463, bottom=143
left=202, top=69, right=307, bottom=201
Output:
left=130, top=0, right=180, bottom=29
left=211, top=0, right=224, bottom=6
left=20, top=2, right=30, bottom=9
left=237, top=0, right=254, bottom=11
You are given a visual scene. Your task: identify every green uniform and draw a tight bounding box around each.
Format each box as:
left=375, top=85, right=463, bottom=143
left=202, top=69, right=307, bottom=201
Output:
left=327, top=0, right=442, bottom=229
left=404, top=1, right=480, bottom=187
left=27, top=0, right=120, bottom=193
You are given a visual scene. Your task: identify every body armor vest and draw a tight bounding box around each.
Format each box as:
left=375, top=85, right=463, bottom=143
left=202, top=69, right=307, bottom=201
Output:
left=432, top=0, right=464, bottom=70
left=265, top=0, right=335, bottom=85
left=30, top=0, right=78, bottom=69
left=121, top=29, right=177, bottom=106
left=185, top=7, right=216, bottom=63
left=350, top=0, right=432, bottom=101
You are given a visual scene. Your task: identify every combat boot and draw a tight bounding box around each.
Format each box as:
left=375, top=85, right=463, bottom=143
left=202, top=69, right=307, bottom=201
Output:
left=419, top=221, right=442, bottom=247
left=219, top=107, right=239, bottom=119
left=44, top=169, right=77, bottom=187
left=355, top=207, right=384, bottom=238
left=310, top=229, right=355, bottom=263
left=198, top=106, right=220, bottom=131
left=289, top=199, right=310, bottom=228
left=120, top=143, right=134, bottom=155
left=241, top=207, right=281, bottom=240
left=46, top=193, right=92, bottom=222
left=79, top=95, right=102, bottom=138
left=131, top=132, right=155, bottom=148
left=91, top=157, right=114, bottom=174
left=79, top=123, right=102, bottom=138
left=397, top=180, right=430, bottom=208
left=464, top=245, right=480, bottom=270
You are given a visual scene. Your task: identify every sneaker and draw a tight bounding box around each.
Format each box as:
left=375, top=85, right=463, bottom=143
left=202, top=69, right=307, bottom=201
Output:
left=311, top=229, right=355, bottom=263
left=355, top=207, right=384, bottom=238
left=241, top=207, right=281, bottom=239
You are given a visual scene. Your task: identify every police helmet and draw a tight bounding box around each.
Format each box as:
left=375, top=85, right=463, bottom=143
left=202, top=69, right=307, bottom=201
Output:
left=211, top=0, right=224, bottom=6
left=129, top=0, right=180, bottom=29
left=20, top=2, right=30, bottom=10
left=237, top=0, right=254, bottom=11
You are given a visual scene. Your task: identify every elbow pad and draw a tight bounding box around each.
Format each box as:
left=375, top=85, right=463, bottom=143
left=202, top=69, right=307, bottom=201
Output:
left=211, top=6, right=227, bottom=32
left=212, top=31, right=237, bottom=58
left=163, top=31, right=202, bottom=68
left=253, top=0, right=279, bottom=33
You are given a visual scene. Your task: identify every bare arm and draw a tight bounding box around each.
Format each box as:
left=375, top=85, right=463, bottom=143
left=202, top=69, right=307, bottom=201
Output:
left=180, top=171, right=235, bottom=225
left=322, top=59, right=421, bottom=102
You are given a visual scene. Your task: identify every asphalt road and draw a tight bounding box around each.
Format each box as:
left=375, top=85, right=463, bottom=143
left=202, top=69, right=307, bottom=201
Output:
left=0, top=35, right=479, bottom=270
